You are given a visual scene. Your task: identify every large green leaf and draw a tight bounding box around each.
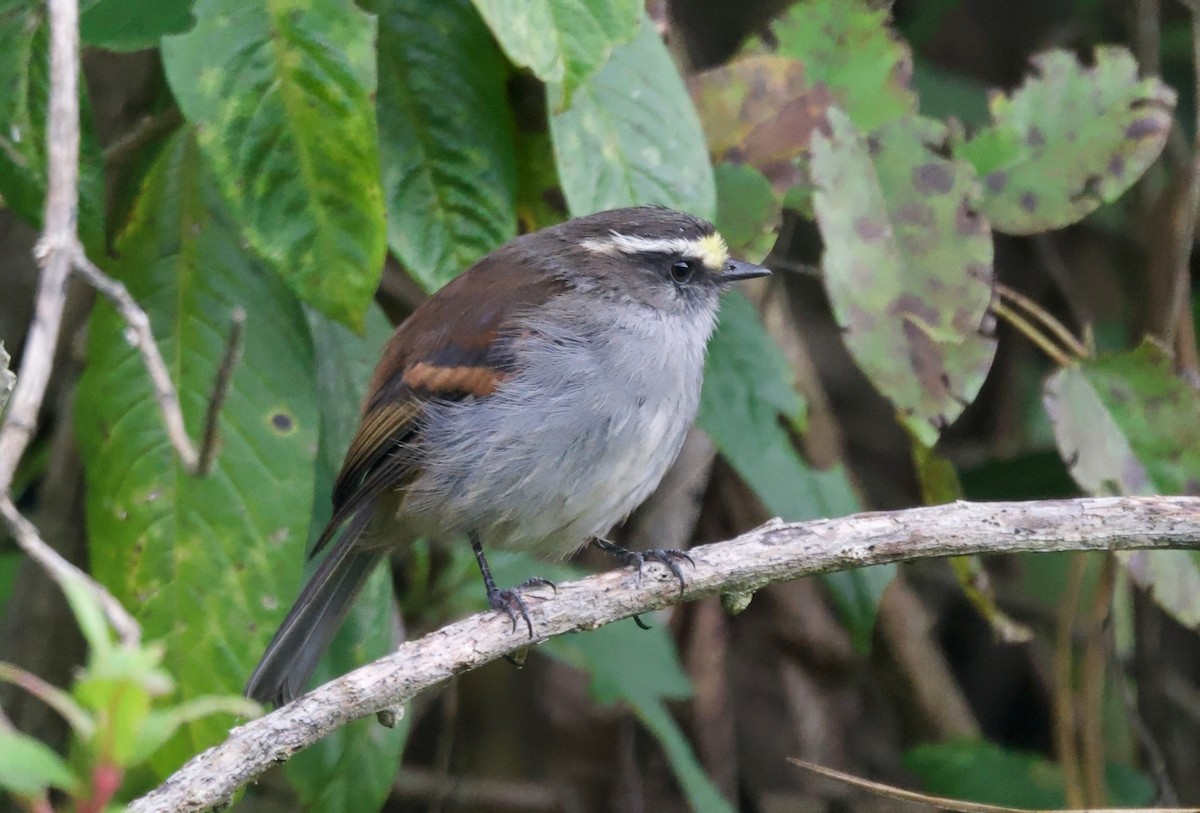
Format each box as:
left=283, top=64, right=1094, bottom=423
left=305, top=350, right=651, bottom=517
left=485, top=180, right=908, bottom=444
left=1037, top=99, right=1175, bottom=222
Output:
left=161, top=0, right=385, bottom=329
left=906, top=739, right=1153, bottom=808
left=550, top=16, right=715, bottom=218
left=471, top=0, right=639, bottom=107
left=75, top=133, right=318, bottom=772
left=768, top=0, right=916, bottom=132
left=285, top=306, right=407, bottom=811
left=544, top=604, right=733, bottom=812
left=699, top=293, right=857, bottom=521
left=80, top=0, right=195, bottom=51
left=812, top=111, right=997, bottom=447
left=0, top=0, right=105, bottom=249
left=697, top=294, right=884, bottom=648
left=713, top=162, right=779, bottom=263
left=1044, top=342, right=1200, bottom=628
left=961, top=47, right=1174, bottom=234
left=372, top=0, right=517, bottom=293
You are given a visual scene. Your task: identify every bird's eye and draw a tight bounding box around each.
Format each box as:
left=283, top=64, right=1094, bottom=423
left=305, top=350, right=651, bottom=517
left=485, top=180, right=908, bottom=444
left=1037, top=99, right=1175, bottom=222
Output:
left=670, top=259, right=697, bottom=284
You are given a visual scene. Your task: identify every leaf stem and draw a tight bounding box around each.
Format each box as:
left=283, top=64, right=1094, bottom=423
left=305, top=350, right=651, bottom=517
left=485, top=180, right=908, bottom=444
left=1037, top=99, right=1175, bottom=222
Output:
left=991, top=300, right=1075, bottom=368
left=995, top=282, right=1089, bottom=359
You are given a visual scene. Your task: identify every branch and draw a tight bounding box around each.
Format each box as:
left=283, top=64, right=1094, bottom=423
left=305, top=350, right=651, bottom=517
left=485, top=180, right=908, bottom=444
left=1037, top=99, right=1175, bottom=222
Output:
left=71, top=252, right=199, bottom=471
left=0, top=0, right=207, bottom=645
left=129, top=495, right=1200, bottom=813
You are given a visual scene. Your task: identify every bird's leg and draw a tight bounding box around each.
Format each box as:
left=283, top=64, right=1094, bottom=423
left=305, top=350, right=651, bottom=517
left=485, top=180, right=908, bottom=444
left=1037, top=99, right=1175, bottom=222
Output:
left=470, top=532, right=554, bottom=638
left=590, top=536, right=693, bottom=594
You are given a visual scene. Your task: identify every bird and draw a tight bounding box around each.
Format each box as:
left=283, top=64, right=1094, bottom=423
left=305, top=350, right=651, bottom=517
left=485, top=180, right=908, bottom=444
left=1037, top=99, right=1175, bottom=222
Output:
left=245, top=206, right=770, bottom=706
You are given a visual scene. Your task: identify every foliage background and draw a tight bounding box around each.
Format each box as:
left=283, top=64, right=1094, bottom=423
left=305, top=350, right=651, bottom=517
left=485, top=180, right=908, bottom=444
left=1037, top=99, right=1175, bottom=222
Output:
left=1, top=0, right=1200, bottom=810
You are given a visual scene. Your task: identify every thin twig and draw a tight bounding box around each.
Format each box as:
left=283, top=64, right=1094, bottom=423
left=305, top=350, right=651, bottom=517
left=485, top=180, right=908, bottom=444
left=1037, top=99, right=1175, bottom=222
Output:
left=995, top=282, right=1089, bottom=360
left=101, top=107, right=184, bottom=168
left=991, top=300, right=1076, bottom=368
left=1161, top=6, right=1200, bottom=359
left=197, top=308, right=246, bottom=475
left=788, top=756, right=1200, bottom=813
left=73, top=251, right=200, bottom=472
left=1080, top=554, right=1115, bottom=807
left=1054, top=553, right=1087, bottom=808
left=1110, top=645, right=1180, bottom=805
left=127, top=496, right=1200, bottom=813
left=0, top=495, right=139, bottom=645
left=0, top=0, right=140, bottom=645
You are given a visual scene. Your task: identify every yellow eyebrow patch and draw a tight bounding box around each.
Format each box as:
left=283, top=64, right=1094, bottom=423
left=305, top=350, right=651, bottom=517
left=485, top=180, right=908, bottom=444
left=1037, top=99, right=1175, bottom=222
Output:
left=697, top=232, right=730, bottom=270
left=582, top=230, right=732, bottom=270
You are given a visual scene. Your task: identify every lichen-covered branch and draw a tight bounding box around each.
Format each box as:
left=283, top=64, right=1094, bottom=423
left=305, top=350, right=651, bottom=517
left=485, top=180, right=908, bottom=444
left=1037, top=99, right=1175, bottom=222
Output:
left=129, top=495, right=1200, bottom=813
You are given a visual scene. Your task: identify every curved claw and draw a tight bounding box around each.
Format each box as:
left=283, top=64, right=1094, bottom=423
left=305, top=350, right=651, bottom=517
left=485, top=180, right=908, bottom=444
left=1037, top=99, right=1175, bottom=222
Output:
left=487, top=578, right=556, bottom=638
left=640, top=549, right=694, bottom=593
left=592, top=537, right=694, bottom=594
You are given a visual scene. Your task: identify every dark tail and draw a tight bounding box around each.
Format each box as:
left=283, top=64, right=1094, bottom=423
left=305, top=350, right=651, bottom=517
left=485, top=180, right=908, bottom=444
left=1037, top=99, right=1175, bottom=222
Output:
left=245, top=527, right=382, bottom=707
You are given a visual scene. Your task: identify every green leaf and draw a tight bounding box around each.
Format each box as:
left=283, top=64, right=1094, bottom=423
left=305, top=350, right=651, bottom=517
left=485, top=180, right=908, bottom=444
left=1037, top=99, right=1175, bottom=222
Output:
left=634, top=700, right=735, bottom=813
left=545, top=618, right=690, bottom=707
left=699, top=292, right=858, bottom=521
left=1044, top=341, right=1200, bottom=628
left=128, top=695, right=263, bottom=766
left=713, top=162, right=779, bottom=264
left=550, top=16, right=715, bottom=218
left=285, top=306, right=408, bottom=811
left=372, top=0, right=517, bottom=293
left=471, top=0, right=640, bottom=107
left=812, top=111, right=996, bottom=447
left=697, top=294, right=882, bottom=644
left=906, top=739, right=1154, bottom=808
left=75, top=132, right=318, bottom=772
left=0, top=730, right=79, bottom=797
left=544, top=606, right=733, bottom=812
left=822, top=566, right=894, bottom=652
left=768, top=0, right=916, bottom=132
left=0, top=0, right=105, bottom=249
left=80, top=0, right=195, bottom=51
left=961, top=47, right=1175, bottom=234
left=1044, top=342, right=1200, bottom=497
left=161, top=0, right=385, bottom=329
left=690, top=55, right=833, bottom=177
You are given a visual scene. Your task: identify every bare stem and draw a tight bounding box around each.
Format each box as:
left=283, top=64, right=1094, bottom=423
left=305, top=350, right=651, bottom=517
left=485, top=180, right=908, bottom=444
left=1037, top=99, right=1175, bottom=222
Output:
left=995, top=282, right=1089, bottom=360
left=73, top=252, right=200, bottom=471
left=197, top=309, right=246, bottom=475
left=991, top=300, right=1076, bottom=368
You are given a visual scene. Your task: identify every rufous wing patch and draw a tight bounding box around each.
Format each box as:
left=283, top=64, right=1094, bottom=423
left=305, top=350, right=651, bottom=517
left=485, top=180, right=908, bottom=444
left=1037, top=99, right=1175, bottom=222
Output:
left=402, top=362, right=507, bottom=397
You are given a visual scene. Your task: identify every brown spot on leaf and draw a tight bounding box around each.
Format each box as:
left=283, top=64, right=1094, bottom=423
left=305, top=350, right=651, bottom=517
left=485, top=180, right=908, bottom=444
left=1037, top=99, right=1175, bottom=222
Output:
left=1019, top=192, right=1038, bottom=212
left=271, top=413, right=294, bottom=432
left=966, top=261, right=993, bottom=283
left=956, top=202, right=985, bottom=236
left=1026, top=125, right=1045, bottom=147
left=896, top=202, right=935, bottom=229
left=1108, top=154, right=1125, bottom=177
left=866, top=134, right=882, bottom=156
left=900, top=317, right=946, bottom=395
left=985, top=171, right=1007, bottom=194
left=854, top=216, right=886, bottom=241
left=913, top=163, right=954, bottom=195
left=1126, top=117, right=1166, bottom=139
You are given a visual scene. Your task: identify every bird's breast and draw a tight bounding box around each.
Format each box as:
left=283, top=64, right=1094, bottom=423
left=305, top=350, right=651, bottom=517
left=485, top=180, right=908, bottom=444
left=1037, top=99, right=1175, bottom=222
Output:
left=402, top=304, right=714, bottom=557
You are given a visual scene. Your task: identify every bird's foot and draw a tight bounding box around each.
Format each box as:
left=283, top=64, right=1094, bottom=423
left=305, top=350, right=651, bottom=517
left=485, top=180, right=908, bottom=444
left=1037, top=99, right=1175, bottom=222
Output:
left=487, top=577, right=556, bottom=638
left=592, top=537, right=694, bottom=593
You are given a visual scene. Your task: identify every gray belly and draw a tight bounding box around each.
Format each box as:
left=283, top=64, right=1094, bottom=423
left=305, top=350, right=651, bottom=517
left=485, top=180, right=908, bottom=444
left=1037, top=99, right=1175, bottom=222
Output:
left=400, top=322, right=704, bottom=557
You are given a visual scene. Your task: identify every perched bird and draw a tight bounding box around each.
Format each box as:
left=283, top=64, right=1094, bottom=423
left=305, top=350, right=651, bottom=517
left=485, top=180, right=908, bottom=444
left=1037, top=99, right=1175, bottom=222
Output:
left=245, top=206, right=770, bottom=706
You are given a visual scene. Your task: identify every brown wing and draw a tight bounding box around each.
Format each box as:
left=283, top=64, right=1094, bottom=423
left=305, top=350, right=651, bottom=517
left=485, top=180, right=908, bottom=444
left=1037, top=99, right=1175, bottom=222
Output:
left=312, top=243, right=568, bottom=557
